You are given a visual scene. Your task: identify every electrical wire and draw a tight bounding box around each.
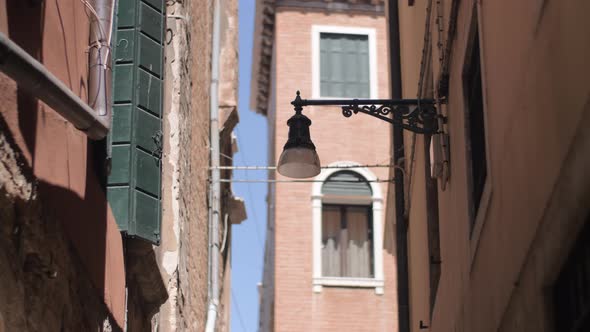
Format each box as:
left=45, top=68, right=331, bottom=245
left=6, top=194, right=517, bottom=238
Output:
left=419, top=0, right=434, bottom=100
left=217, top=179, right=395, bottom=183
left=80, top=0, right=114, bottom=115
left=210, top=163, right=398, bottom=170
left=231, top=288, right=249, bottom=332
left=80, top=1, right=104, bottom=35
left=220, top=152, right=234, bottom=161
left=80, top=0, right=109, bottom=56
left=220, top=213, right=229, bottom=254
left=234, top=126, right=265, bottom=251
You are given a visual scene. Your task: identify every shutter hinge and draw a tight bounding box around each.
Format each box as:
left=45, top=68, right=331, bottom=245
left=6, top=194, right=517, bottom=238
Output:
left=151, top=130, right=163, bottom=160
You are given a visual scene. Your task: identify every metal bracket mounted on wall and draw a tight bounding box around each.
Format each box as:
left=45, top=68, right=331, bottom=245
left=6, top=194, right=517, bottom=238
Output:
left=291, top=91, right=445, bottom=134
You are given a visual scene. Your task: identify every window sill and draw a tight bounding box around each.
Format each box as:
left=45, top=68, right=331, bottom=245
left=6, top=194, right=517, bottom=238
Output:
left=313, top=277, right=384, bottom=295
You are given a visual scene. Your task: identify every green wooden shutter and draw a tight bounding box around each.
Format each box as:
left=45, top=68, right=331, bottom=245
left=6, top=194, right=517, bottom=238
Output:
left=322, top=171, right=372, bottom=197
left=319, top=33, right=370, bottom=98
left=108, top=0, right=164, bottom=244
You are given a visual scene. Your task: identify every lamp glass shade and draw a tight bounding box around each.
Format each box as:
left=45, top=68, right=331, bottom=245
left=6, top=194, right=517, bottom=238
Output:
left=277, top=147, right=321, bottom=178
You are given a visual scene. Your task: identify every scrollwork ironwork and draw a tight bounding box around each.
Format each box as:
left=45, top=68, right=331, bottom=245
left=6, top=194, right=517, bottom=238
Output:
left=291, top=91, right=444, bottom=134
left=341, top=103, right=439, bottom=134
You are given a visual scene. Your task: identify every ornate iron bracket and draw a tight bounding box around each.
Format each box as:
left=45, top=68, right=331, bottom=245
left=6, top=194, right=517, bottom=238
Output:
left=291, top=91, right=444, bottom=134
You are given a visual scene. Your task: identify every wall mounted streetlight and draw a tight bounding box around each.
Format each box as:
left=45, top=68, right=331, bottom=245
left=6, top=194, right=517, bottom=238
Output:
left=277, top=91, right=443, bottom=178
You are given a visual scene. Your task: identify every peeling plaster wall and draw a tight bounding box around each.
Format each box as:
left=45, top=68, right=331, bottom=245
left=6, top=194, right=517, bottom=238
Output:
left=156, top=0, right=239, bottom=330
left=157, top=1, right=211, bottom=330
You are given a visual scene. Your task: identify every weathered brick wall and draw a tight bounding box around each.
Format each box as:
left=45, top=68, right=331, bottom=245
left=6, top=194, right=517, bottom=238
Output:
left=157, top=0, right=212, bottom=330
left=271, top=8, right=397, bottom=331
left=175, top=0, right=212, bottom=324
left=157, top=0, right=238, bottom=329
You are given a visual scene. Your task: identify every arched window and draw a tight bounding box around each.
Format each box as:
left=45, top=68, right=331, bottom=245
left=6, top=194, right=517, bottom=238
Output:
left=312, top=163, right=384, bottom=294
left=322, top=171, right=373, bottom=278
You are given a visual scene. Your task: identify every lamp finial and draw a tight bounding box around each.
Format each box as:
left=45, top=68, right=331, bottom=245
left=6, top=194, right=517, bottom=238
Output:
left=292, top=91, right=304, bottom=114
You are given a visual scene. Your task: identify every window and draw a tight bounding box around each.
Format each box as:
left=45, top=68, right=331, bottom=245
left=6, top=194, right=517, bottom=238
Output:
left=107, top=0, right=165, bottom=244
left=464, top=20, right=488, bottom=232
left=312, top=164, right=384, bottom=294
left=319, top=33, right=370, bottom=98
left=322, top=205, right=373, bottom=278
left=554, top=217, right=590, bottom=332
left=312, top=26, right=377, bottom=99
left=421, top=41, right=441, bottom=315
left=425, top=136, right=441, bottom=315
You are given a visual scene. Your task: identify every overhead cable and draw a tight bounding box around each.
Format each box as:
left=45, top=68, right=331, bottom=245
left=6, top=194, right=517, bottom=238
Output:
left=216, top=179, right=395, bottom=183
left=210, top=164, right=397, bottom=170
left=234, top=126, right=265, bottom=251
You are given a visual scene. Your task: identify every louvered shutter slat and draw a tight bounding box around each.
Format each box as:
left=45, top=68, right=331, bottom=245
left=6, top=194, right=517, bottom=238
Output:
left=322, top=171, right=372, bottom=197
left=319, top=33, right=370, bottom=98
left=107, top=0, right=164, bottom=245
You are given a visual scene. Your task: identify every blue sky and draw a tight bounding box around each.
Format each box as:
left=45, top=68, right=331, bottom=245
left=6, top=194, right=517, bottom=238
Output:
left=231, top=1, right=267, bottom=331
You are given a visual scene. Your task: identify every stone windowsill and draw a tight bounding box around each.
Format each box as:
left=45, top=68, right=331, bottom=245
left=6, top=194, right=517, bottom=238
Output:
left=313, top=277, right=384, bottom=295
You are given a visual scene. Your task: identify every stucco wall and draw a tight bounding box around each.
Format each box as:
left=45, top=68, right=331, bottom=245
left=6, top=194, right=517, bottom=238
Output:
left=1, top=0, right=240, bottom=330
left=271, top=7, right=397, bottom=331
left=0, top=114, right=119, bottom=332
left=392, top=1, right=434, bottom=330
left=395, top=0, right=590, bottom=331
left=0, top=0, right=125, bottom=329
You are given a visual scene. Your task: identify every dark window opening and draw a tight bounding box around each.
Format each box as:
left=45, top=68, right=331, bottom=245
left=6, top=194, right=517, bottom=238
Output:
left=425, top=135, right=441, bottom=315
left=464, top=23, right=487, bottom=231
left=554, top=216, right=590, bottom=332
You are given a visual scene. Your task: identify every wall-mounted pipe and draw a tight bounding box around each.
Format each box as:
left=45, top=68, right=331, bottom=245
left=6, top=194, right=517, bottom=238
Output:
left=388, top=1, right=410, bottom=332
left=88, top=0, right=114, bottom=118
left=205, top=0, right=222, bottom=330
left=0, top=32, right=109, bottom=140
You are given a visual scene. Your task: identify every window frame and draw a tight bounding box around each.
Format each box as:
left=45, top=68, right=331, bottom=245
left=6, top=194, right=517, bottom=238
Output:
left=311, top=162, right=384, bottom=295
left=321, top=204, right=374, bottom=279
left=311, top=25, right=378, bottom=99
left=462, top=5, right=493, bottom=266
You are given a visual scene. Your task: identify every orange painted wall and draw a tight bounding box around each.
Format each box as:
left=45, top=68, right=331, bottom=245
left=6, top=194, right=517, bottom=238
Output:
left=0, top=0, right=125, bottom=327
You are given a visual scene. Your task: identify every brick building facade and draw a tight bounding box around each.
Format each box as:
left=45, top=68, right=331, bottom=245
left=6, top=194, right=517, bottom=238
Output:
left=251, top=1, right=398, bottom=331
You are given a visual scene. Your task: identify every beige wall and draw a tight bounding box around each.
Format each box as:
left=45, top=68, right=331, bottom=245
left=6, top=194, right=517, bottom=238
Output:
left=395, top=0, right=590, bottom=331
left=392, top=1, right=432, bottom=330
left=271, top=7, right=397, bottom=331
